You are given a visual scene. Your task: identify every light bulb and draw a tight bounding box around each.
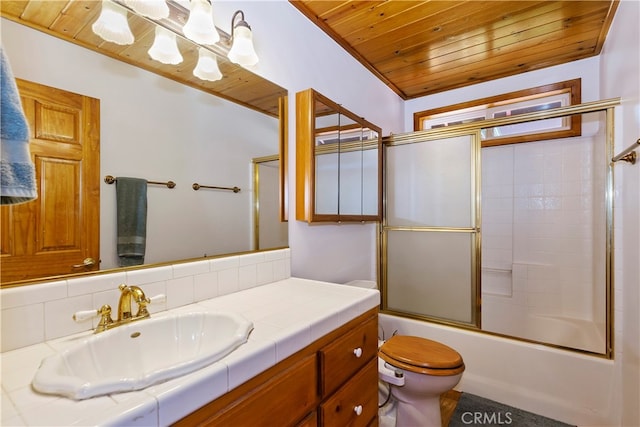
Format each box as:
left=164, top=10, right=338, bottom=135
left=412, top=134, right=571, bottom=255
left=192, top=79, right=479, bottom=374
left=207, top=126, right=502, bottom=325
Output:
left=193, top=47, right=222, bottom=81
left=124, top=0, right=169, bottom=19
left=228, top=24, right=258, bottom=67
left=148, top=26, right=183, bottom=65
left=183, top=0, right=220, bottom=45
left=92, top=0, right=134, bottom=45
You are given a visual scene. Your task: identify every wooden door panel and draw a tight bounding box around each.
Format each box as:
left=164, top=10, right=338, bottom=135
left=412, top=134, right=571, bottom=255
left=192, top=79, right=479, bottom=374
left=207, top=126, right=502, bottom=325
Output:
left=37, top=157, right=81, bottom=251
left=35, top=101, right=81, bottom=144
left=0, top=79, right=100, bottom=284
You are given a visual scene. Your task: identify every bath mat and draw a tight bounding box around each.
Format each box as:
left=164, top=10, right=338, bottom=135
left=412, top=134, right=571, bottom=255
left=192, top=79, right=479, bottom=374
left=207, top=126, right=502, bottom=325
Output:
left=449, top=393, right=574, bottom=427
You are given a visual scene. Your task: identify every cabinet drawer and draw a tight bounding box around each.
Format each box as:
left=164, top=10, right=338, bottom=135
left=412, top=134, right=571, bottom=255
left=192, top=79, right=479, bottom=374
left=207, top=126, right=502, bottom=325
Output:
left=205, top=354, right=318, bottom=427
left=319, top=359, right=378, bottom=427
left=320, top=316, right=378, bottom=397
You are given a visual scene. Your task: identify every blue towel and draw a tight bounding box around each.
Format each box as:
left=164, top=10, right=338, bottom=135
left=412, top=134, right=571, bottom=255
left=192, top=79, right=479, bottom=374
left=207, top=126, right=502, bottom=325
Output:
left=116, top=177, right=148, bottom=267
left=0, top=45, right=37, bottom=205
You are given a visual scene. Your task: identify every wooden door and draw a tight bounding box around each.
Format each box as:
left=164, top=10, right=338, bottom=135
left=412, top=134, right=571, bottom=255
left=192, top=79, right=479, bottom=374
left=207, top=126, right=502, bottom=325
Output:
left=1, top=79, right=100, bottom=284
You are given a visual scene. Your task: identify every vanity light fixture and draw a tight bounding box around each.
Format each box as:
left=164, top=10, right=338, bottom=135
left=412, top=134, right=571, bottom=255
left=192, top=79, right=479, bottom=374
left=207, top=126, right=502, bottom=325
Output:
left=92, top=0, right=135, bottom=45
left=227, top=10, right=259, bottom=67
left=123, top=0, right=169, bottom=19
left=92, top=1, right=260, bottom=81
left=183, top=0, right=220, bottom=45
left=148, top=26, right=183, bottom=64
left=193, top=47, right=223, bottom=81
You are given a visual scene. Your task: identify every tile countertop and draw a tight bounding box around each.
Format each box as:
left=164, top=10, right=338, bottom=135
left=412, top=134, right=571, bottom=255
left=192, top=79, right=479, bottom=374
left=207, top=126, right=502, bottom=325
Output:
left=1, top=278, right=380, bottom=426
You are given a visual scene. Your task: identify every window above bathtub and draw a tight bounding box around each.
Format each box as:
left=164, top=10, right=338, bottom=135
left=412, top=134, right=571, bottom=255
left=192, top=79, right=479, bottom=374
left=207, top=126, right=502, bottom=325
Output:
left=414, top=79, right=582, bottom=147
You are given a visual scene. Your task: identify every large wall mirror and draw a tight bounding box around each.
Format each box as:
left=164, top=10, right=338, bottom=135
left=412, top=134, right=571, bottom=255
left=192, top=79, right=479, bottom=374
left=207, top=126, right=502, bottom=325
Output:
left=1, top=4, right=288, bottom=286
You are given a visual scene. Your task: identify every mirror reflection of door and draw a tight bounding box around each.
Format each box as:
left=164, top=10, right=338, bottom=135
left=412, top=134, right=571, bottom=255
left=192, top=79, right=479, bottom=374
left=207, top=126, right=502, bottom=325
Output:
left=1, top=79, right=100, bottom=283
left=253, top=156, right=288, bottom=250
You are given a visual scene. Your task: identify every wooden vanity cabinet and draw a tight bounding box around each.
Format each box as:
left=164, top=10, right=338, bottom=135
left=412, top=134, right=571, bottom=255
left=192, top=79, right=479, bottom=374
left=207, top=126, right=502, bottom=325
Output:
left=174, top=308, right=378, bottom=427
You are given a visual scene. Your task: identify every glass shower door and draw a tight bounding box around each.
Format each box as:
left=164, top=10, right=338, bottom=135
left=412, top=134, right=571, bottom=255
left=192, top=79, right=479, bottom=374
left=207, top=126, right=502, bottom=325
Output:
left=383, top=132, right=480, bottom=326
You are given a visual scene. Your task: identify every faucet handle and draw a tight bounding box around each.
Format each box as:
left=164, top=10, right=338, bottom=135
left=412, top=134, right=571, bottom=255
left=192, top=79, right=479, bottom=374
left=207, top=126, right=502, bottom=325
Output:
left=73, top=305, right=114, bottom=333
left=149, top=294, right=166, bottom=305
left=136, top=294, right=167, bottom=317
left=73, top=309, right=100, bottom=322
left=95, top=305, right=114, bottom=332
left=136, top=293, right=166, bottom=318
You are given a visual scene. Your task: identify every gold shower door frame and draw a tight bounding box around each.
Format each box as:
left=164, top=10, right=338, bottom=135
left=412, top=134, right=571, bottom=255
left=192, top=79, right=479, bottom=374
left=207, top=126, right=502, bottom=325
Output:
left=381, top=99, right=618, bottom=357
left=382, top=129, right=482, bottom=329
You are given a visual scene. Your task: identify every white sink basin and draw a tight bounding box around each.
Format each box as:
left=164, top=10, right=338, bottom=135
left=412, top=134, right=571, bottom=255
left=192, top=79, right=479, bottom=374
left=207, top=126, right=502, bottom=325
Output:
left=32, top=311, right=253, bottom=400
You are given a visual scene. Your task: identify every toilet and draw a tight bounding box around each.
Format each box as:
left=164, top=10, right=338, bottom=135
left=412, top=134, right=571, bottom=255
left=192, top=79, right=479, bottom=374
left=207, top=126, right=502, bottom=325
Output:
left=378, top=335, right=465, bottom=427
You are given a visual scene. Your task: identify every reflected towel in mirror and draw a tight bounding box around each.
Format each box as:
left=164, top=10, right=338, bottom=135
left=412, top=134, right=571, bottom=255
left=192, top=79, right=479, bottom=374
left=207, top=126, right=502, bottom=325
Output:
left=116, top=177, right=147, bottom=266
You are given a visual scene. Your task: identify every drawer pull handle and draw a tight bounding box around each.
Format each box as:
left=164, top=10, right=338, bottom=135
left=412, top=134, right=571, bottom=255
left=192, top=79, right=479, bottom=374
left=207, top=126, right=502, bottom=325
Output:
left=354, top=405, right=363, bottom=416
left=353, top=347, right=363, bottom=358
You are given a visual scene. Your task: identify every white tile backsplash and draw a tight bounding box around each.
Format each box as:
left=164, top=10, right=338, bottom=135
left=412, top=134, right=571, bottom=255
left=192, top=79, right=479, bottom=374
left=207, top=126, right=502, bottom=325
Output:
left=273, top=258, right=290, bottom=281
left=217, top=268, right=240, bottom=296
left=172, top=260, right=210, bottom=278
left=238, top=252, right=265, bottom=266
left=0, top=249, right=290, bottom=353
left=193, top=271, right=219, bottom=301
left=238, top=264, right=257, bottom=290
left=44, top=294, right=93, bottom=341
left=256, top=260, right=275, bottom=285
left=125, top=265, right=173, bottom=284
left=1, top=304, right=45, bottom=351
left=210, top=255, right=239, bottom=271
left=0, top=281, right=67, bottom=310
left=166, top=276, right=195, bottom=309
left=68, top=272, right=127, bottom=297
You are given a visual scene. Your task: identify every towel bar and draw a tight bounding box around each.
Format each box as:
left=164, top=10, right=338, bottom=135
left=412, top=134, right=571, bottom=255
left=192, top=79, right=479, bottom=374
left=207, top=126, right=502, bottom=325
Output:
left=612, top=138, right=639, bottom=164
left=104, top=175, right=176, bottom=188
left=192, top=183, right=241, bottom=193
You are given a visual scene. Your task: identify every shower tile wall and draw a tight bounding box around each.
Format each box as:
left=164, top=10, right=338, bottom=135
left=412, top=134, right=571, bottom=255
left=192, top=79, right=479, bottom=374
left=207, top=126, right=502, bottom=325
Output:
left=481, top=133, right=605, bottom=341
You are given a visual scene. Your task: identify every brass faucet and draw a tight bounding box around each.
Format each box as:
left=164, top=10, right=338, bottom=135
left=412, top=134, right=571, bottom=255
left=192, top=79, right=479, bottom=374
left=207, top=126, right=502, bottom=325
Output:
left=117, top=284, right=150, bottom=321
left=90, top=284, right=150, bottom=333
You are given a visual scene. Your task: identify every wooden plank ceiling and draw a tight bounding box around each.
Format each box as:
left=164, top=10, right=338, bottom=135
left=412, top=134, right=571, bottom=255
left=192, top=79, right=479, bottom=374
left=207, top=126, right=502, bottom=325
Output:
left=2, top=1, right=619, bottom=105
left=1, top=1, right=287, bottom=117
left=290, top=0, right=619, bottom=99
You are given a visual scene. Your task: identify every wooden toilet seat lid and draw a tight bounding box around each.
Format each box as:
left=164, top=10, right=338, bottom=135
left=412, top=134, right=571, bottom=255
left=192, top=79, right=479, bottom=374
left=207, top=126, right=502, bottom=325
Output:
left=379, top=335, right=464, bottom=375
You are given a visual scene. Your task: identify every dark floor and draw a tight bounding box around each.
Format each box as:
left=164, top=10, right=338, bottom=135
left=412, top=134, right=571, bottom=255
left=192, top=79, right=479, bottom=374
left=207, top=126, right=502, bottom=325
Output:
left=446, top=392, right=574, bottom=427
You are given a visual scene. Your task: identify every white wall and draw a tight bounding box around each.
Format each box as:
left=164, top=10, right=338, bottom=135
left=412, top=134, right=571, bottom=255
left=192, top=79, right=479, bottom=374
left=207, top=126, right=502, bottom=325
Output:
left=600, top=1, right=640, bottom=425
left=210, top=1, right=405, bottom=284
left=2, top=18, right=279, bottom=269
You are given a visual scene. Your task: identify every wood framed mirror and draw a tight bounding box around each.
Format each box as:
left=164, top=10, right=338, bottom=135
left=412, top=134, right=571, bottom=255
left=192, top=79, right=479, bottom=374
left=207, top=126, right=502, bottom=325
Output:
left=296, top=88, right=382, bottom=223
